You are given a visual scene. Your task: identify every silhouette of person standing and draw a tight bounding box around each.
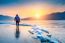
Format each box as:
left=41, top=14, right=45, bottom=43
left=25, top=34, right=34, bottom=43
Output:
left=14, top=14, right=20, bottom=39
left=14, top=14, right=20, bottom=26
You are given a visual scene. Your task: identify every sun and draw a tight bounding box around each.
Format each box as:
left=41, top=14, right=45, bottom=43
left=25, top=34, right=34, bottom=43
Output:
left=31, top=4, right=47, bottom=20
left=34, top=13, right=41, bottom=20
left=33, top=10, right=43, bottom=20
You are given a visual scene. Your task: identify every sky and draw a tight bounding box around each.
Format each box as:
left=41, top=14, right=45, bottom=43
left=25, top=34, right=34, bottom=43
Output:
left=0, top=0, right=65, bottom=18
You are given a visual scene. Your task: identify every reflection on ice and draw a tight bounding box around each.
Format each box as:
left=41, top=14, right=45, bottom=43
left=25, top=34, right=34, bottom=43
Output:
left=15, top=25, right=20, bottom=39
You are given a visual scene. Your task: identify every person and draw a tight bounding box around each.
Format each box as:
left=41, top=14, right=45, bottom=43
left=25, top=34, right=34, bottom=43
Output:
left=14, top=14, right=20, bottom=26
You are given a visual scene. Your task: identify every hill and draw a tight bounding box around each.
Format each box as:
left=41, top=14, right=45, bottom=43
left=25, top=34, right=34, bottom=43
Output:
left=0, top=15, right=13, bottom=20
left=42, top=11, right=65, bottom=20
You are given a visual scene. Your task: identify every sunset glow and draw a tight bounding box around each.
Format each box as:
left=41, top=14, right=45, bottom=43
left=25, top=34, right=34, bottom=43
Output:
left=0, top=1, right=65, bottom=19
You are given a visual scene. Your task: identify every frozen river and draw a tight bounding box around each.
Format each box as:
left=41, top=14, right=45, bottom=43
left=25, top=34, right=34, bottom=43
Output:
left=0, top=20, right=65, bottom=43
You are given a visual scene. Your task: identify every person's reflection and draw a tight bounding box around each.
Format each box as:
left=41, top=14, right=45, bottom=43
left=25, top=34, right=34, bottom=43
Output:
left=15, top=25, right=20, bottom=39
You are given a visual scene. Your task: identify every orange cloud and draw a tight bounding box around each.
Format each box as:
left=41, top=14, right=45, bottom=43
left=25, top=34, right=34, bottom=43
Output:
left=0, top=3, right=65, bottom=18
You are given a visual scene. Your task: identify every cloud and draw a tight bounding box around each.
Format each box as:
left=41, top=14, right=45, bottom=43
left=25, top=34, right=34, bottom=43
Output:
left=0, top=0, right=65, bottom=7
left=46, top=0, right=65, bottom=5
left=0, top=0, right=28, bottom=6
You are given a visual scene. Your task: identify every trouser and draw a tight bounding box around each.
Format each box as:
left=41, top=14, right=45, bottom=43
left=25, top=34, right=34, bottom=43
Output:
left=16, top=21, right=20, bottom=26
